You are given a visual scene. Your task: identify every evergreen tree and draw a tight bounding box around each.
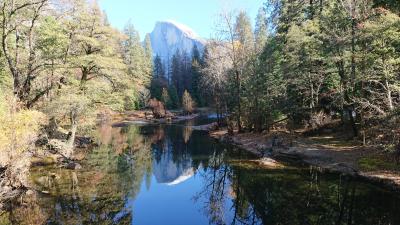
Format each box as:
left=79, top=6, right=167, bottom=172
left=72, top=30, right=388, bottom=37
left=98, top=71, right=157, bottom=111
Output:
left=191, top=45, right=204, bottom=106
left=143, top=34, right=154, bottom=86
left=255, top=7, right=268, bottom=52
left=233, top=11, right=254, bottom=131
left=153, top=55, right=165, bottom=78
left=150, top=54, right=167, bottom=101
left=168, top=85, right=179, bottom=109
left=359, top=9, right=400, bottom=113
left=122, top=21, right=147, bottom=85
left=171, top=50, right=184, bottom=97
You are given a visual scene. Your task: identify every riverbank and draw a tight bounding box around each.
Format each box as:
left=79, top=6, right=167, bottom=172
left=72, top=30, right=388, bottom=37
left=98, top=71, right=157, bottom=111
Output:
left=109, top=112, right=400, bottom=191
left=210, top=129, right=400, bottom=191
left=105, top=110, right=201, bottom=126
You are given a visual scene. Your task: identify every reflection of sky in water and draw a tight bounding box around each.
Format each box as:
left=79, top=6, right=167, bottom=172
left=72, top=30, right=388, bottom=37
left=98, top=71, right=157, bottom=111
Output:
left=10, top=116, right=400, bottom=225
left=121, top=169, right=235, bottom=225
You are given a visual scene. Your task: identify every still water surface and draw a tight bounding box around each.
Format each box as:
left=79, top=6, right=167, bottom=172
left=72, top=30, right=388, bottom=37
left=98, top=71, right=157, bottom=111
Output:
left=3, top=116, right=400, bottom=224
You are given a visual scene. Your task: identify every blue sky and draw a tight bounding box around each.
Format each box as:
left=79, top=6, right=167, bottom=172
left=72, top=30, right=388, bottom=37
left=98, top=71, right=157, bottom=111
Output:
left=99, top=0, right=266, bottom=40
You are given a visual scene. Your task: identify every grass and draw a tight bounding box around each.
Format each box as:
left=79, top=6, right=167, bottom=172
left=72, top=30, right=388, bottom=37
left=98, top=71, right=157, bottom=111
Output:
left=358, top=156, right=399, bottom=172
left=308, top=135, right=358, bottom=148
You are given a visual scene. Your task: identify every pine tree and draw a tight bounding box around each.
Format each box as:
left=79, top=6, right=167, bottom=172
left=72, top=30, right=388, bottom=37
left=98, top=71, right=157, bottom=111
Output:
left=153, top=55, right=165, bottom=78
left=171, top=50, right=184, bottom=97
left=150, top=54, right=167, bottom=101
left=191, top=45, right=203, bottom=106
left=123, top=21, right=147, bottom=85
left=143, top=34, right=153, bottom=86
left=168, top=85, right=179, bottom=109
left=360, top=9, right=400, bottom=113
left=233, top=11, right=254, bottom=132
left=255, top=7, right=268, bottom=52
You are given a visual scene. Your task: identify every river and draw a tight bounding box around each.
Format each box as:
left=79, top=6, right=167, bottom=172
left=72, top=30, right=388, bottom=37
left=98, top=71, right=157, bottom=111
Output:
left=1, top=116, right=400, bottom=224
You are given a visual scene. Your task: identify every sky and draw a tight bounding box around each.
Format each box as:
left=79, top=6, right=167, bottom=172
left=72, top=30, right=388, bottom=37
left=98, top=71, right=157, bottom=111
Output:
left=99, top=0, right=266, bottom=40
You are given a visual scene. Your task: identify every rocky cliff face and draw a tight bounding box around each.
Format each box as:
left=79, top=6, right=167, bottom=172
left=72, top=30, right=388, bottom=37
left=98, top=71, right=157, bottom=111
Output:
left=149, top=20, right=206, bottom=76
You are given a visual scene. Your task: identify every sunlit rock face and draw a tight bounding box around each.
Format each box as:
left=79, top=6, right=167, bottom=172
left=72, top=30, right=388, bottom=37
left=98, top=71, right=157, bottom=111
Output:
left=152, top=144, right=194, bottom=185
left=149, top=20, right=206, bottom=77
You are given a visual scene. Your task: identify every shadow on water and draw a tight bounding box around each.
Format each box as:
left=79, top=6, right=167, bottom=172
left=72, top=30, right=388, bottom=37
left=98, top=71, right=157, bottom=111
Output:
left=1, top=116, right=400, bottom=224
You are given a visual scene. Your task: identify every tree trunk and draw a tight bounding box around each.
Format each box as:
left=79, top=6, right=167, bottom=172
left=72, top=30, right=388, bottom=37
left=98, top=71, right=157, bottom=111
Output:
left=66, top=114, right=78, bottom=158
left=235, top=70, right=242, bottom=132
left=350, top=0, right=357, bottom=87
left=348, top=108, right=358, bottom=137
left=80, top=67, right=88, bottom=88
left=385, top=78, right=394, bottom=111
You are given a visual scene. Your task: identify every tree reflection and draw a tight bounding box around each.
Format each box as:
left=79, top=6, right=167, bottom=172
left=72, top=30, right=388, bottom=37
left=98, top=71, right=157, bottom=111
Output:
left=195, top=154, right=400, bottom=225
left=194, top=148, right=231, bottom=225
left=3, top=122, right=400, bottom=225
left=4, top=122, right=158, bottom=224
left=183, top=120, right=194, bottom=144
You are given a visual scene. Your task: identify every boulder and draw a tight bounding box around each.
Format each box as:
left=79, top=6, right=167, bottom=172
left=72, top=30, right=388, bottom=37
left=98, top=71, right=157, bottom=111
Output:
left=65, top=162, right=82, bottom=170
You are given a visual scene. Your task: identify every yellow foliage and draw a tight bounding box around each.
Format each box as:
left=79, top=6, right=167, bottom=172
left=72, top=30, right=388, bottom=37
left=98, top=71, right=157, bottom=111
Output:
left=0, top=94, right=46, bottom=167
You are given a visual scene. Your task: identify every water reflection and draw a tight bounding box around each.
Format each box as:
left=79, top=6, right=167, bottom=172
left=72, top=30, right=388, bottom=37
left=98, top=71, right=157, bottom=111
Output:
left=196, top=163, right=400, bottom=225
left=1, top=119, right=400, bottom=225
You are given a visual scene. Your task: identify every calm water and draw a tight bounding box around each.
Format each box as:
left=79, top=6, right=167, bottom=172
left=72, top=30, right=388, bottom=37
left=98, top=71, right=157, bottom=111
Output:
left=2, top=116, right=400, bottom=225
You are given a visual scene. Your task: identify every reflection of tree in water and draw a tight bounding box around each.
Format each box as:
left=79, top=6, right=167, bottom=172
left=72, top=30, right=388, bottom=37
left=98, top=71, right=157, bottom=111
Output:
left=5, top=123, right=400, bottom=225
left=5, top=124, right=156, bottom=224
left=196, top=159, right=400, bottom=225
left=183, top=120, right=194, bottom=144
left=150, top=125, right=194, bottom=184
left=1, top=193, right=47, bottom=225
left=194, top=149, right=231, bottom=225
left=150, top=123, right=223, bottom=185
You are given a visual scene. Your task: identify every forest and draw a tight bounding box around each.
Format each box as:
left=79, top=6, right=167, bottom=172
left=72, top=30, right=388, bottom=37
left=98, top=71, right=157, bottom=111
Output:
left=0, top=0, right=400, bottom=215
left=199, top=0, right=400, bottom=140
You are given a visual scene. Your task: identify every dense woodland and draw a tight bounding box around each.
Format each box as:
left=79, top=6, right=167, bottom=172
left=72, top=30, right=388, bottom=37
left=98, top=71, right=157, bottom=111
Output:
left=200, top=0, right=400, bottom=146
left=0, top=0, right=153, bottom=188
left=0, top=0, right=399, bottom=199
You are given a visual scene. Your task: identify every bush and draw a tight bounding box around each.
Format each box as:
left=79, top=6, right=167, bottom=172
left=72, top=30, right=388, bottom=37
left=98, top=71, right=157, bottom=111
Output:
left=148, top=98, right=166, bottom=118
left=0, top=94, right=46, bottom=187
left=182, top=90, right=195, bottom=114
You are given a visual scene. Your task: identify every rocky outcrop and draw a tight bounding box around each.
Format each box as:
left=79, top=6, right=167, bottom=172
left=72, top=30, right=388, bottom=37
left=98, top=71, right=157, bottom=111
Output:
left=149, top=20, right=206, bottom=76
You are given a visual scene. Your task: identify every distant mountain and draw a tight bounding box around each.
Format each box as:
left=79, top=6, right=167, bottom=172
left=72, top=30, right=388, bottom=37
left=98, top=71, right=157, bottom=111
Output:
left=149, top=20, right=206, bottom=76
